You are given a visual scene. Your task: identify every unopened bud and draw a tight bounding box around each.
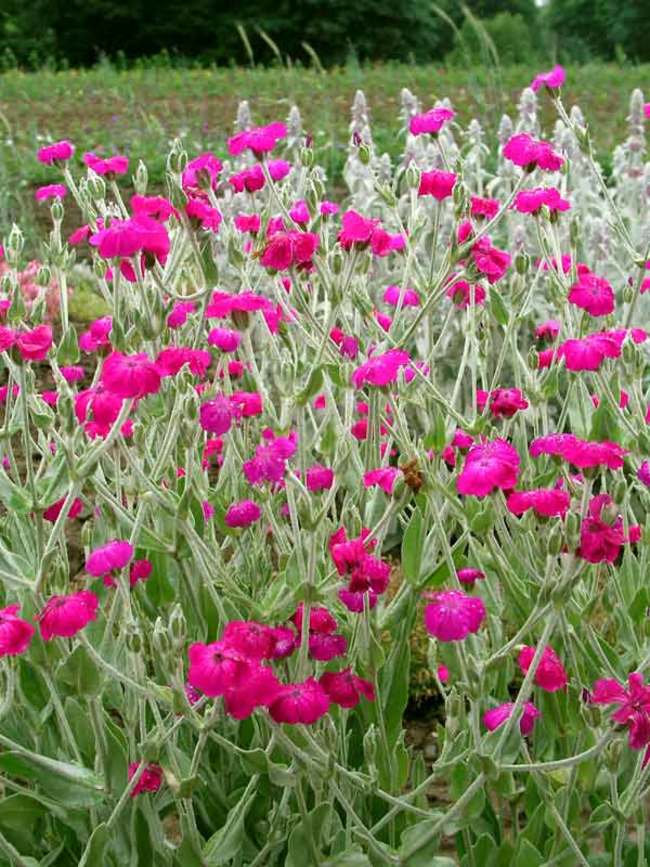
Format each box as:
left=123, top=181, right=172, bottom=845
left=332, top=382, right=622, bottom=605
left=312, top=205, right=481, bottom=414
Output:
left=405, top=164, right=420, bottom=190
left=515, top=253, right=530, bottom=275
left=5, top=224, right=24, bottom=263
left=168, top=603, right=187, bottom=647
left=622, top=283, right=635, bottom=305
left=37, top=265, right=52, bottom=287
left=87, top=174, right=106, bottom=201
left=152, top=618, right=171, bottom=657
left=126, top=627, right=143, bottom=654
left=50, top=199, right=64, bottom=223
left=134, top=160, right=148, bottom=195
left=299, top=147, right=314, bottom=168
left=358, top=143, right=371, bottom=165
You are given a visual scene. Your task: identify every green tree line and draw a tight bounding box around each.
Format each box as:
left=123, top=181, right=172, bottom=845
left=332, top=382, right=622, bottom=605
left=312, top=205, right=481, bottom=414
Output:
left=0, top=0, right=648, bottom=69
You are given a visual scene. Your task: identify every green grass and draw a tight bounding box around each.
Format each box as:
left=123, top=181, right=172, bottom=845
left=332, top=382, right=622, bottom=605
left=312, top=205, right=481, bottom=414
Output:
left=0, top=61, right=646, bottom=242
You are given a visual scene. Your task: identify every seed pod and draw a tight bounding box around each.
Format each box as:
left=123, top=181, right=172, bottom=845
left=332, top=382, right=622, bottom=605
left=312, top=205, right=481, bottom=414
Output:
left=168, top=604, right=186, bottom=647
left=87, top=174, right=106, bottom=201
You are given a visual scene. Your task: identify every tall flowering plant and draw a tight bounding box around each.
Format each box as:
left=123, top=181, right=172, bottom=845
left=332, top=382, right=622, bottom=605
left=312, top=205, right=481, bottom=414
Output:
left=0, top=67, right=649, bottom=864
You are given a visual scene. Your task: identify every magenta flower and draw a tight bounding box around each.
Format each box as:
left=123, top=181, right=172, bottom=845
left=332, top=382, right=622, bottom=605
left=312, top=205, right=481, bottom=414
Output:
left=167, top=301, right=196, bottom=329
left=507, top=488, right=570, bottom=518
left=457, top=438, right=520, bottom=498
left=638, top=461, right=650, bottom=488
left=409, top=107, right=455, bottom=136
left=43, top=496, right=83, bottom=523
left=181, top=152, right=222, bottom=193
left=229, top=160, right=291, bottom=193
left=457, top=568, right=485, bottom=585
left=535, top=319, right=561, bottom=341
left=424, top=590, right=486, bottom=642
left=227, top=122, right=287, bottom=156
left=60, top=365, right=85, bottom=383
left=38, top=590, right=99, bottom=640
left=83, top=152, right=129, bottom=177
left=35, top=184, right=68, bottom=202
left=187, top=641, right=252, bottom=697
left=90, top=215, right=169, bottom=265
left=338, top=210, right=403, bottom=256
left=483, top=701, right=541, bottom=735
left=128, top=762, right=163, bottom=797
left=363, top=467, right=401, bottom=495
left=0, top=605, right=35, bottom=657
left=470, top=236, right=511, bottom=283
left=352, top=348, right=411, bottom=388
left=531, top=64, right=566, bottom=92
left=305, top=464, right=334, bottom=492
left=319, top=669, right=375, bottom=709
left=418, top=170, right=457, bottom=200
left=577, top=494, right=626, bottom=563
left=186, top=199, right=222, bottom=233
left=308, top=632, right=348, bottom=662
left=470, top=196, right=500, bottom=219
left=291, top=604, right=337, bottom=635
left=289, top=199, right=310, bottom=225
left=79, top=316, right=112, bottom=353
left=243, top=434, right=297, bottom=486
left=16, top=325, right=53, bottom=361
left=591, top=673, right=650, bottom=750
left=131, top=194, right=178, bottom=222
left=231, top=391, right=263, bottom=417
left=86, top=539, right=134, bottom=577
left=224, top=664, right=280, bottom=720
left=208, top=328, right=241, bottom=353
left=529, top=434, right=627, bottom=470
left=446, top=279, right=486, bottom=308
left=568, top=272, right=615, bottom=317
left=513, top=186, right=570, bottom=215
left=222, top=621, right=278, bottom=660
left=268, top=677, right=330, bottom=725
left=503, top=133, right=564, bottom=172
left=518, top=646, right=568, bottom=692
left=234, top=213, right=261, bottom=234
left=156, top=347, right=210, bottom=379
left=129, top=559, right=152, bottom=587
left=478, top=387, right=528, bottom=418
left=225, top=500, right=262, bottom=528
left=199, top=396, right=233, bottom=436
left=260, top=231, right=319, bottom=271
left=383, top=284, right=420, bottom=308
left=37, top=140, right=75, bottom=165
left=101, top=351, right=161, bottom=399
left=206, top=290, right=273, bottom=319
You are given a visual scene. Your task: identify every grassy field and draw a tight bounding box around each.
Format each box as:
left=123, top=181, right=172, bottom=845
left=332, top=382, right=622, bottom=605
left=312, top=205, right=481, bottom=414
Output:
left=0, top=62, right=647, bottom=237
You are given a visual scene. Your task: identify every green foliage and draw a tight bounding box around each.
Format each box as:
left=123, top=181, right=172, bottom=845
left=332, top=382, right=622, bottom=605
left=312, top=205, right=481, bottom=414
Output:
left=448, top=12, right=538, bottom=66
left=546, top=0, right=650, bottom=62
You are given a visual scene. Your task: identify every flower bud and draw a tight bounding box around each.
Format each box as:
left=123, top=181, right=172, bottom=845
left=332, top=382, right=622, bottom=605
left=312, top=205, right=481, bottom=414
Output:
left=515, top=253, right=530, bottom=275
left=405, top=164, right=420, bottom=189
left=36, top=265, right=52, bottom=287
left=167, top=605, right=186, bottom=648
left=358, top=143, right=371, bottom=165
left=152, top=617, right=171, bottom=657
left=126, top=627, right=143, bottom=654
left=299, top=147, right=314, bottom=168
left=134, top=160, right=148, bottom=195
left=622, top=283, right=635, bottom=305
left=330, top=248, right=344, bottom=275
left=375, top=184, right=397, bottom=207
left=546, top=523, right=563, bottom=556
left=50, top=199, right=64, bottom=223
left=5, top=224, right=24, bottom=264
left=28, top=395, right=54, bottom=431
left=87, top=173, right=106, bottom=201
left=527, top=348, right=539, bottom=371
